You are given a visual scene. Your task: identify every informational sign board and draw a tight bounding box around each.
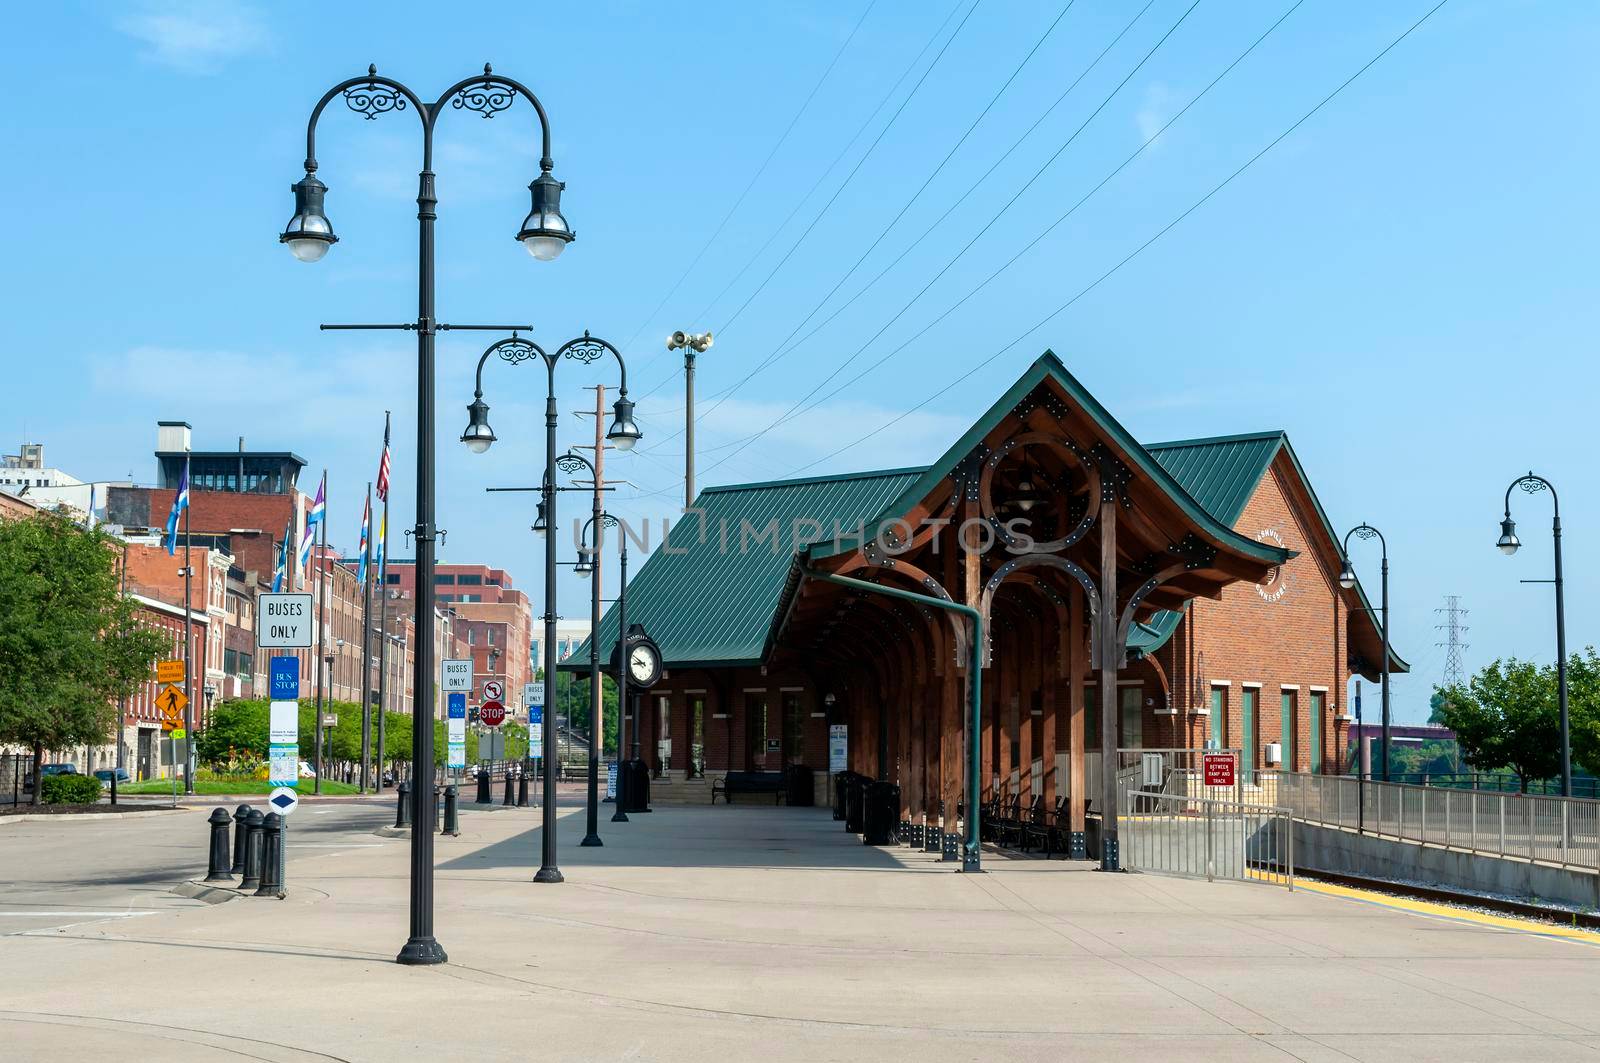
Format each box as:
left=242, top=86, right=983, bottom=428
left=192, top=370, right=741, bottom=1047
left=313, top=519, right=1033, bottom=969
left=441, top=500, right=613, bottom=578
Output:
left=1202, top=752, right=1236, bottom=788
left=482, top=679, right=504, bottom=704
left=828, top=724, right=848, bottom=773
left=523, top=683, right=538, bottom=709
left=480, top=730, right=505, bottom=762
left=480, top=701, right=506, bottom=728
left=256, top=593, right=314, bottom=648
left=156, top=659, right=185, bottom=685
left=528, top=703, right=543, bottom=754
left=269, top=656, right=300, bottom=701
left=269, top=693, right=300, bottom=788
left=606, top=760, right=618, bottom=800
left=442, top=659, right=473, bottom=692
left=447, top=692, right=466, bottom=769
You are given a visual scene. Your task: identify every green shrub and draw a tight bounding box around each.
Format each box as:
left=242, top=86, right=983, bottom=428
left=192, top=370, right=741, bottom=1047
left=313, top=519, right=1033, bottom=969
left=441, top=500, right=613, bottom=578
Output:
left=40, top=773, right=102, bottom=804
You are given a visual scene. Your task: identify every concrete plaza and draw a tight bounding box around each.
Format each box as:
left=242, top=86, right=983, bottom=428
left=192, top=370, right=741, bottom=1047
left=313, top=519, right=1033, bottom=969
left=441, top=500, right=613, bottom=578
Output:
left=2, top=791, right=1598, bottom=1061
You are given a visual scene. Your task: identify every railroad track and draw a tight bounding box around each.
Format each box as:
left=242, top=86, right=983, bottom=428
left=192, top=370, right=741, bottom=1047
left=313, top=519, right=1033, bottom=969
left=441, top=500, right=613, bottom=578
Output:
left=1296, top=866, right=1600, bottom=931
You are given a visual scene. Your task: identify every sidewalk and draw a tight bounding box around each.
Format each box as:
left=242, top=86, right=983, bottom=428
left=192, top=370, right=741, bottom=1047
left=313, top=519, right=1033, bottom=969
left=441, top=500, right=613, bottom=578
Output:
left=3, top=799, right=1598, bottom=1061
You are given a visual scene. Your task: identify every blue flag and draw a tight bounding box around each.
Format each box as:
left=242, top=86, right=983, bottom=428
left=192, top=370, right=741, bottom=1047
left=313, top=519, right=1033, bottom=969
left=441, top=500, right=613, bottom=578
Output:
left=163, top=454, right=189, bottom=556
left=357, top=493, right=371, bottom=586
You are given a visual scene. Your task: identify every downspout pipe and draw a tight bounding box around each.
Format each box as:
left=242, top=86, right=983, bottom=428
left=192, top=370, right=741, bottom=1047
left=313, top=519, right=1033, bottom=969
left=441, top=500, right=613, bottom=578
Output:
left=803, top=568, right=984, bottom=873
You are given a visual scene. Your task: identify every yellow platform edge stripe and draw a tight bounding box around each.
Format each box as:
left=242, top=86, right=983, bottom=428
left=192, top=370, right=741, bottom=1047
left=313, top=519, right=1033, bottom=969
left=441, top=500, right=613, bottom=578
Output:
left=1286, top=874, right=1600, bottom=945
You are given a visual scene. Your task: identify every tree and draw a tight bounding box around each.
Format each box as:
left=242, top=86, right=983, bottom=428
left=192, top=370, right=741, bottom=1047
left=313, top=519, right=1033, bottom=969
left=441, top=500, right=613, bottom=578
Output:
left=555, top=670, right=619, bottom=755
left=1435, top=658, right=1562, bottom=791
left=0, top=512, right=167, bottom=803
left=1567, top=647, right=1600, bottom=779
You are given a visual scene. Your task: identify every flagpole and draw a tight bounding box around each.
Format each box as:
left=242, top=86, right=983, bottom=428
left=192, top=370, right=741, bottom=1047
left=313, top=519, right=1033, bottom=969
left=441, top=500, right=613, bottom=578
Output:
left=360, top=481, right=374, bottom=792
left=312, top=470, right=327, bottom=796
left=182, top=450, right=195, bottom=795
left=376, top=411, right=392, bottom=793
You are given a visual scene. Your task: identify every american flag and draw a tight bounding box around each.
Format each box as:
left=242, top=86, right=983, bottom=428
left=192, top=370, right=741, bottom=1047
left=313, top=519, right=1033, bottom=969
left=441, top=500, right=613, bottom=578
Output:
left=375, top=413, right=392, bottom=502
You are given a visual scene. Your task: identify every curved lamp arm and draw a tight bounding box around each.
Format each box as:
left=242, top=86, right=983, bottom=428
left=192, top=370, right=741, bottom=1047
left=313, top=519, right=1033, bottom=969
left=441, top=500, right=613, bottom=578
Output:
left=1341, top=522, right=1386, bottom=561
left=553, top=333, right=630, bottom=397
left=471, top=334, right=549, bottom=398
left=1504, top=472, right=1559, bottom=519
left=302, top=64, right=554, bottom=175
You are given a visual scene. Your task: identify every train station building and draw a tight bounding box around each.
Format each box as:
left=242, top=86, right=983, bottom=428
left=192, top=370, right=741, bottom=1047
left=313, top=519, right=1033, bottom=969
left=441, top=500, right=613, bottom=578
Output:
left=568, top=352, right=1405, bottom=854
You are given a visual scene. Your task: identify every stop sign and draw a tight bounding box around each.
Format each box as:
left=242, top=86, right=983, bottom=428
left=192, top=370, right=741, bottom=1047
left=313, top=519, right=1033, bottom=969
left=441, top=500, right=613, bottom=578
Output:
left=480, top=700, right=506, bottom=728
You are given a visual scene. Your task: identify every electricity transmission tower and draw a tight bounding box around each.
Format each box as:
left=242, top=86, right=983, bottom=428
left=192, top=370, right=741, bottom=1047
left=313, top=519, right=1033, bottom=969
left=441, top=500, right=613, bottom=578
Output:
left=1435, top=595, right=1470, bottom=689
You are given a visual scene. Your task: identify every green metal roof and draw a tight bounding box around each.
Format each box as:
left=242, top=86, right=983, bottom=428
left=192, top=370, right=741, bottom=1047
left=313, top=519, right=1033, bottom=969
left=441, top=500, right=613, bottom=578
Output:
left=807, top=353, right=1289, bottom=569
left=1146, top=431, right=1286, bottom=527
left=563, top=467, right=926, bottom=671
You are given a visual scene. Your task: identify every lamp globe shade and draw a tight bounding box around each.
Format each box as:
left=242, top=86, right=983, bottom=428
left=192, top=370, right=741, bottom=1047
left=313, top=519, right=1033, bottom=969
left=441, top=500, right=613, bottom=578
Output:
left=1497, top=517, right=1520, bottom=555
left=516, top=172, right=573, bottom=261
left=280, top=175, right=337, bottom=262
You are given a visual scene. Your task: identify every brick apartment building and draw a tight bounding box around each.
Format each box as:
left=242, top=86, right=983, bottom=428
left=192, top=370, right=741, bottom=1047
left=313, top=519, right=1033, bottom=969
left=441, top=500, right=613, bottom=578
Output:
left=382, top=560, right=532, bottom=712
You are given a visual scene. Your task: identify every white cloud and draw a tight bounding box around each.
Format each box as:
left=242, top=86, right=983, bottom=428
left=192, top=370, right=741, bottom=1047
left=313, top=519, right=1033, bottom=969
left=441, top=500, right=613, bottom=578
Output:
left=116, top=0, right=270, bottom=74
left=1135, top=82, right=1177, bottom=145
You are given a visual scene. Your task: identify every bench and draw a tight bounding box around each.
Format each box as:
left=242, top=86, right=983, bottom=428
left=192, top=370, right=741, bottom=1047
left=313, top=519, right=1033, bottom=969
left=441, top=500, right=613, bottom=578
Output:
left=711, top=771, right=787, bottom=805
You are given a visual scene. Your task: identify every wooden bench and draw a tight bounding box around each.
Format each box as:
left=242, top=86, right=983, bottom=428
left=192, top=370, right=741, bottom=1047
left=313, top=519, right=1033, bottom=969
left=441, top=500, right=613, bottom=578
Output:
left=711, top=771, right=787, bottom=805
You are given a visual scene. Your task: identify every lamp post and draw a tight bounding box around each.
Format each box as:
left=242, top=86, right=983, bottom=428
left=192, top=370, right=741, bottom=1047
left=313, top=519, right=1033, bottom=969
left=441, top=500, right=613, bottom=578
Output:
left=1338, top=524, right=1390, bottom=781
left=574, top=509, right=619, bottom=844
left=1497, top=472, right=1569, bottom=797
left=462, top=333, right=640, bottom=883
left=664, top=330, right=713, bottom=509
left=282, top=63, right=571, bottom=966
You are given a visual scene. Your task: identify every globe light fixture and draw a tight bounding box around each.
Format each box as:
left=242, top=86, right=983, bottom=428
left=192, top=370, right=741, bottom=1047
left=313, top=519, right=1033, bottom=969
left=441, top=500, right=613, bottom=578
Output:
left=460, top=399, right=496, bottom=454
left=574, top=548, right=595, bottom=578
left=516, top=171, right=573, bottom=261
left=280, top=175, right=337, bottom=262
left=1337, top=558, right=1357, bottom=590
left=606, top=397, right=642, bottom=451
left=1496, top=517, right=1520, bottom=555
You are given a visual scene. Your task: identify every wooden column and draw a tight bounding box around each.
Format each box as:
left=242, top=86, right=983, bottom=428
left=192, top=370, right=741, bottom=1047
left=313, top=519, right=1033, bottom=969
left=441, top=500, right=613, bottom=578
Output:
left=1068, top=584, right=1087, bottom=837
left=1098, top=499, right=1121, bottom=870
left=1040, top=613, right=1057, bottom=806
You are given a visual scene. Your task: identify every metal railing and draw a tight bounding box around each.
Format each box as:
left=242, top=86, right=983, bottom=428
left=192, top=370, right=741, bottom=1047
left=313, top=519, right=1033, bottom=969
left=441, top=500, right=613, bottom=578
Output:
left=1083, top=748, right=1246, bottom=810
left=1270, top=771, right=1600, bottom=871
left=1121, top=789, right=1294, bottom=889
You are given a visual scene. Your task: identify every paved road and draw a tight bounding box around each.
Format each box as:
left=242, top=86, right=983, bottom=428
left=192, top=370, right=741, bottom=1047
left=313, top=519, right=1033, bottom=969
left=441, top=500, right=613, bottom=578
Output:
left=0, top=799, right=393, bottom=937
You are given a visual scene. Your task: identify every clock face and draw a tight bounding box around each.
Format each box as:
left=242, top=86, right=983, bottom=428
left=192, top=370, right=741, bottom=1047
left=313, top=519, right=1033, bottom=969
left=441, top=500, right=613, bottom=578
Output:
left=628, top=643, right=660, bottom=685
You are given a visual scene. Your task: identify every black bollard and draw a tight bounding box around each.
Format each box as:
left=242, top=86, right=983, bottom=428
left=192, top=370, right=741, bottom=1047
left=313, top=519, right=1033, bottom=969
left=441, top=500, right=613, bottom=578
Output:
left=204, top=807, right=234, bottom=883
left=231, top=804, right=253, bottom=874
left=240, top=808, right=265, bottom=891
left=442, top=785, right=459, bottom=836
left=517, top=767, right=529, bottom=807
left=476, top=766, right=491, bottom=805
left=433, top=784, right=443, bottom=833
left=503, top=770, right=515, bottom=807
left=395, top=780, right=411, bottom=828
left=256, top=812, right=282, bottom=897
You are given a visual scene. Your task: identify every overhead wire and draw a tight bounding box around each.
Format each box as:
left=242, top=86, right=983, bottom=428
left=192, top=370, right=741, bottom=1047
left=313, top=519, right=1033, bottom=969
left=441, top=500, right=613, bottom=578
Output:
left=617, top=0, right=880, bottom=360
left=647, top=0, right=1165, bottom=444
left=683, top=0, right=1209, bottom=475
left=629, top=0, right=970, bottom=403
left=782, top=0, right=1455, bottom=477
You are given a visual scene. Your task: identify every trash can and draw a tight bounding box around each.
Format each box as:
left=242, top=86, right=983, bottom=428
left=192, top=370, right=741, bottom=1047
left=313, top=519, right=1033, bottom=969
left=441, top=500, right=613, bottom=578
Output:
left=863, top=781, right=901, bottom=846
left=832, top=772, right=848, bottom=821
left=785, top=764, right=815, bottom=807
left=622, top=758, right=652, bottom=813
left=844, top=773, right=866, bottom=834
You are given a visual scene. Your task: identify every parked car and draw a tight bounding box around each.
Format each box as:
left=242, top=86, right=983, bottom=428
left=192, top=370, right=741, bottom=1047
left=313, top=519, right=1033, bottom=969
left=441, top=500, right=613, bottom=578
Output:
left=93, top=768, right=132, bottom=785
left=22, top=763, right=78, bottom=793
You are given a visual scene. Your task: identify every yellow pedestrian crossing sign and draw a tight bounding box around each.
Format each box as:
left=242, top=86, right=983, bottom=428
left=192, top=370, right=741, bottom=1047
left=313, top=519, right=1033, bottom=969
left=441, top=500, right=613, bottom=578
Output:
left=158, top=684, right=187, bottom=730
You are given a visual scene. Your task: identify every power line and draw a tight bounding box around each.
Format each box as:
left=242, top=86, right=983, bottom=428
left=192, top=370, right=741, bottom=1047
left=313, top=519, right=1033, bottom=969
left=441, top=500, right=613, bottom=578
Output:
left=690, top=0, right=1230, bottom=478
left=784, top=0, right=1453, bottom=477
left=653, top=0, right=1169, bottom=443
left=617, top=0, right=880, bottom=359
left=631, top=0, right=970, bottom=402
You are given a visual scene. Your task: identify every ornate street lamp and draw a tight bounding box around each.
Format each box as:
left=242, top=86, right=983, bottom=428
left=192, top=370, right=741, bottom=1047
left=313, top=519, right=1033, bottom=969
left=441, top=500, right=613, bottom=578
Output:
left=1498, top=472, right=1569, bottom=796
left=282, top=62, right=569, bottom=967
left=1339, top=523, right=1390, bottom=781
left=462, top=333, right=638, bottom=880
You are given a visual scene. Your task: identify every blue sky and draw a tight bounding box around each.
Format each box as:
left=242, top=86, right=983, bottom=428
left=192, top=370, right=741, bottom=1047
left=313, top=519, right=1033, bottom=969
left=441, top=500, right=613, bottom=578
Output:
left=4, top=1, right=1595, bottom=724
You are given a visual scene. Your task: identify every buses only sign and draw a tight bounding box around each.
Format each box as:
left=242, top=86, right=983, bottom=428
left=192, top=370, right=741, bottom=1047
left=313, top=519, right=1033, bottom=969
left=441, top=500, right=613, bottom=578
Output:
left=257, top=593, right=314, bottom=648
